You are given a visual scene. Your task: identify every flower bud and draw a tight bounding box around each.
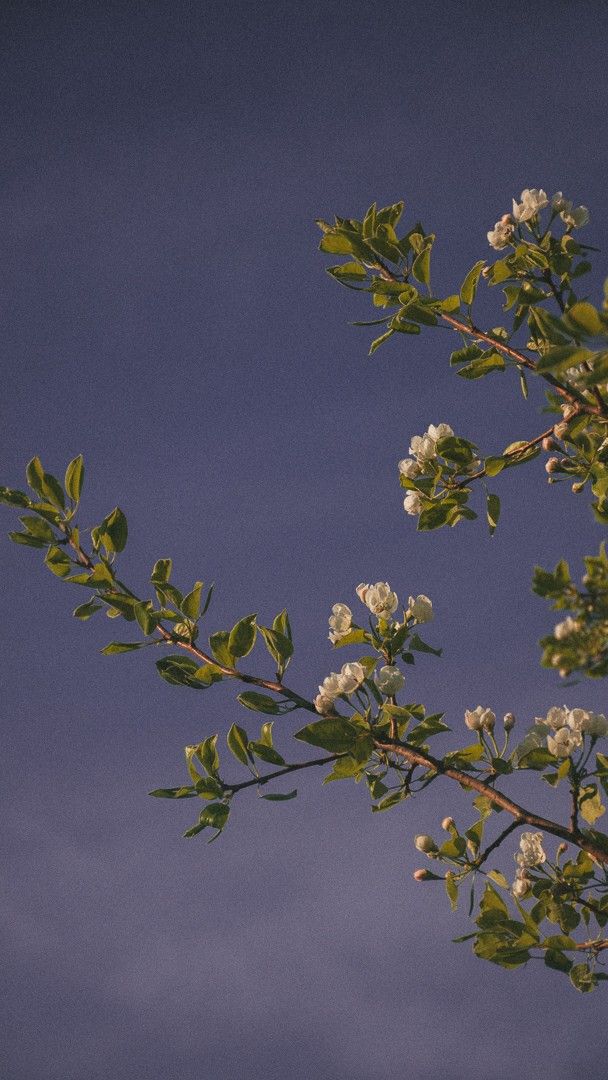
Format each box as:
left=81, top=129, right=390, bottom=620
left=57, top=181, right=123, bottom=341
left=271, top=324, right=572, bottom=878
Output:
left=413, top=868, right=432, bottom=881
left=512, top=877, right=531, bottom=899
left=553, top=421, right=569, bottom=439
left=557, top=843, right=568, bottom=857
left=414, top=834, right=438, bottom=854
left=545, top=457, right=561, bottom=474
left=503, top=712, right=516, bottom=731
left=542, top=436, right=558, bottom=452
left=441, top=816, right=456, bottom=832
left=572, top=480, right=585, bottom=494
left=561, top=404, right=578, bottom=421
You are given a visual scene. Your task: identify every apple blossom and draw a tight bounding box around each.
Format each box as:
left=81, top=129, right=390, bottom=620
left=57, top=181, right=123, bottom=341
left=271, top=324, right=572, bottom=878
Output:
left=464, top=705, right=496, bottom=731
left=403, top=491, right=424, bottom=516
left=375, top=664, right=405, bottom=696
left=407, top=594, right=433, bottom=623
left=398, top=456, right=421, bottom=479
left=357, top=581, right=398, bottom=619
left=328, top=602, right=352, bottom=643
left=511, top=187, right=548, bottom=222
left=547, top=725, right=583, bottom=758
left=337, top=661, right=365, bottom=695
left=517, top=832, right=547, bottom=867
left=554, top=617, right=581, bottom=640
left=414, top=834, right=438, bottom=854
left=487, top=216, right=514, bottom=249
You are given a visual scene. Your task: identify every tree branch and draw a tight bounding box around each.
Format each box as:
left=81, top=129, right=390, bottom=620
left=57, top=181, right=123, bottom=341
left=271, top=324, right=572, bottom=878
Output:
left=224, top=753, right=340, bottom=794
left=374, top=735, right=608, bottom=866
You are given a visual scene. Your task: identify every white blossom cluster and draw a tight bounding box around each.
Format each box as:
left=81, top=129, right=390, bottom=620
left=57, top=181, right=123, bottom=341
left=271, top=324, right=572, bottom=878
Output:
left=314, top=661, right=366, bottom=714
left=399, top=423, right=454, bottom=516
left=327, top=584, right=433, bottom=646
left=512, top=831, right=547, bottom=898
left=553, top=616, right=581, bottom=640
left=537, top=705, right=608, bottom=757
left=487, top=188, right=589, bottom=249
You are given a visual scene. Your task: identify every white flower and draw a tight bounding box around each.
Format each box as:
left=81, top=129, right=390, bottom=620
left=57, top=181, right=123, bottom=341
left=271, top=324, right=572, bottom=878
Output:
left=338, top=661, right=365, bottom=695
left=314, top=693, right=334, bottom=715
left=516, top=832, right=546, bottom=867
left=547, top=725, right=583, bottom=758
left=552, top=191, right=570, bottom=213
left=585, top=713, right=608, bottom=738
left=403, top=491, right=424, bottom=516
left=409, top=433, right=437, bottom=461
left=398, top=456, right=421, bottom=479
left=561, top=205, right=589, bottom=229
left=376, top=665, right=405, bottom=696
left=407, top=594, right=433, bottom=623
left=359, top=581, right=398, bottom=620
left=487, top=216, right=514, bottom=250
left=511, top=188, right=549, bottom=223
left=427, top=423, right=454, bottom=443
left=319, top=672, right=342, bottom=700
left=328, top=602, right=352, bottom=644
left=541, top=705, right=570, bottom=730
left=512, top=876, right=532, bottom=899
left=464, top=705, right=496, bottom=731
left=554, top=616, right=581, bottom=640
left=356, top=583, right=369, bottom=603
left=567, top=708, right=592, bottom=733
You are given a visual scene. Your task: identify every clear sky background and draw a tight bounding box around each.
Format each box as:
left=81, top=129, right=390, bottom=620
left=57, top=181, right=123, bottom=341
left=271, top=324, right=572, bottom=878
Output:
left=2, top=2, right=608, bottom=1078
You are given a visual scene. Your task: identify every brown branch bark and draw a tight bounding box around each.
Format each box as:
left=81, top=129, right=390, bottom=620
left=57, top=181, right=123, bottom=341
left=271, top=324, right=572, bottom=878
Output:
left=374, top=736, right=608, bottom=867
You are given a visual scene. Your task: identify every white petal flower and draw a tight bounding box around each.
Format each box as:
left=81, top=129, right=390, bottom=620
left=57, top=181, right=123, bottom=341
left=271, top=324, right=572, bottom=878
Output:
left=554, top=616, right=581, bottom=640
left=363, top=582, right=399, bottom=619
left=512, top=188, right=548, bottom=222
left=547, top=725, right=582, bottom=758
left=403, top=491, right=424, bottom=516
left=328, top=602, right=352, bottom=643
left=516, top=832, right=546, bottom=867
left=487, top=217, right=514, bottom=249
left=567, top=708, right=592, bottom=733
left=512, top=876, right=532, bottom=899
left=398, top=457, right=421, bottom=479
left=561, top=205, right=589, bottom=229
left=464, top=705, right=495, bottom=731
left=319, top=672, right=342, bottom=699
left=585, top=713, right=608, bottom=738
left=407, top=594, right=433, bottom=623
left=376, top=665, right=405, bottom=696
left=552, top=192, right=571, bottom=213
left=409, top=433, right=437, bottom=461
left=338, top=661, right=365, bottom=695
left=543, top=705, right=570, bottom=730
left=427, top=423, right=454, bottom=443
left=314, top=693, right=334, bottom=715
left=356, top=583, right=369, bottom=604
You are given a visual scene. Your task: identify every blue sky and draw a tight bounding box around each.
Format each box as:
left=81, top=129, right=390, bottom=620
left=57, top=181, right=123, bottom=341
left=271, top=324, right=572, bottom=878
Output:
left=2, top=3, right=608, bottom=1077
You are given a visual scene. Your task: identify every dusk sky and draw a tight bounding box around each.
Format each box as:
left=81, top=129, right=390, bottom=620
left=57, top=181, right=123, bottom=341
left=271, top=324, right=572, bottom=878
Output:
left=2, top=3, right=608, bottom=1077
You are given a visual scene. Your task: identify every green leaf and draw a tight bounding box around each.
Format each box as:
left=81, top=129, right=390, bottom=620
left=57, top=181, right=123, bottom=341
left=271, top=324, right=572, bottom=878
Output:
left=258, top=625, right=294, bottom=670
left=73, top=600, right=102, bottom=620
left=320, top=232, right=355, bottom=255
left=0, top=486, right=30, bottom=507
left=369, top=328, right=395, bottom=355
left=101, top=641, right=147, bottom=654
left=272, top=609, right=292, bottom=641
left=149, top=786, right=197, bottom=799
left=249, top=741, right=285, bottom=765
left=457, top=353, right=505, bottom=379
left=26, top=456, right=46, bottom=495
left=156, top=655, right=210, bottom=687
left=445, top=873, right=459, bottom=911
left=260, top=790, right=297, bottom=801
left=209, top=630, right=235, bottom=667
left=536, top=345, right=593, bottom=374
left=237, top=691, right=281, bottom=714
left=227, top=723, right=250, bottom=766
left=151, top=558, right=172, bottom=584
left=569, top=962, right=597, bottom=993
left=409, top=634, right=442, bottom=657
left=564, top=301, right=604, bottom=337
left=228, top=614, right=257, bottom=658
left=9, top=531, right=48, bottom=548
left=64, top=455, right=84, bottom=503
left=44, top=545, right=72, bottom=578
left=407, top=713, right=449, bottom=745
left=450, top=343, right=483, bottom=367
left=181, top=581, right=203, bottom=621
left=100, top=507, right=128, bottom=553
left=330, top=628, right=368, bottom=648
left=460, top=260, right=486, bottom=306
left=486, top=492, right=500, bottom=536
left=412, top=247, right=431, bottom=286
left=326, top=261, right=367, bottom=283
left=184, top=801, right=229, bottom=840
left=295, top=716, right=358, bottom=753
